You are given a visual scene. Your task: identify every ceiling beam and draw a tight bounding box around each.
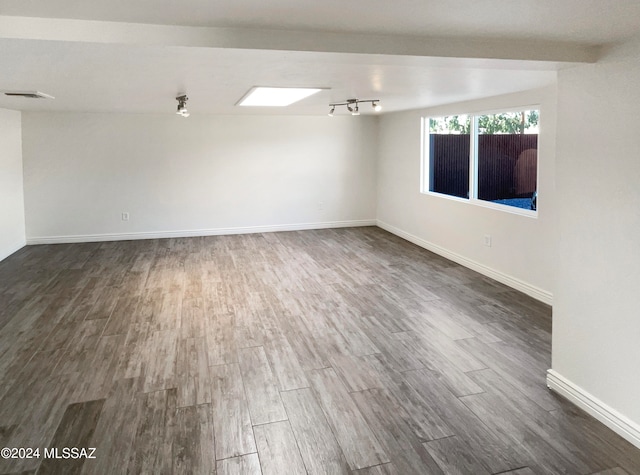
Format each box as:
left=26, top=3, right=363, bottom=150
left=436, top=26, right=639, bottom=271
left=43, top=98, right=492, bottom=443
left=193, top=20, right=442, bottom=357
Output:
left=0, top=15, right=599, bottom=63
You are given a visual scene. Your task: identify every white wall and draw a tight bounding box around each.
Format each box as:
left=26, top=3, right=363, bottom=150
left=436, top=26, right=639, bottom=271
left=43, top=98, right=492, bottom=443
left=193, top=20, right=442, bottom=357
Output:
left=376, top=87, right=557, bottom=302
left=551, top=36, right=640, bottom=438
left=22, top=113, right=377, bottom=241
left=0, top=108, right=26, bottom=261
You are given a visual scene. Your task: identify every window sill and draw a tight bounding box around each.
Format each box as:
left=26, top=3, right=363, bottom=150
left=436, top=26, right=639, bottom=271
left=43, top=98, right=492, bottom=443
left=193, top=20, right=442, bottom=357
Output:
left=421, top=190, right=538, bottom=218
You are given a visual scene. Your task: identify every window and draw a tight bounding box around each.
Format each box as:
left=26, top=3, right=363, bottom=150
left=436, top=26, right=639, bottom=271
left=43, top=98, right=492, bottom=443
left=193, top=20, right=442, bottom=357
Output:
left=422, top=109, right=539, bottom=214
left=424, top=115, right=471, bottom=199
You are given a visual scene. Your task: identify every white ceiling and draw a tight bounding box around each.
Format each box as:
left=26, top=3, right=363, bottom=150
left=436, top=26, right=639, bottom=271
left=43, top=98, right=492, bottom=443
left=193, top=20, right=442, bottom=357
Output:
left=0, top=1, right=638, bottom=115
left=0, top=39, right=559, bottom=115
left=2, top=0, right=640, bottom=43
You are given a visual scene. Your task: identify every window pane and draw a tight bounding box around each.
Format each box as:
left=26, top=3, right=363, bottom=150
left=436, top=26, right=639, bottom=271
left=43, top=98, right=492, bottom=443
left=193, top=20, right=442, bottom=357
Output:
left=427, top=115, right=471, bottom=199
left=476, top=110, right=539, bottom=211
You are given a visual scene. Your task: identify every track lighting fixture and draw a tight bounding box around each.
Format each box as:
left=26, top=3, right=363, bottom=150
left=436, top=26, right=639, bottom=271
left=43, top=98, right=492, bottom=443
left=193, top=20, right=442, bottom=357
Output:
left=328, top=98, right=381, bottom=116
left=176, top=94, right=190, bottom=117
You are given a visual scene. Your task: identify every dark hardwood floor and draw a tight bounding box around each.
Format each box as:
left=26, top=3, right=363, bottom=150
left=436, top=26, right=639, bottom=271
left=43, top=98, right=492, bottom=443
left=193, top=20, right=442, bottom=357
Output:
left=0, top=226, right=638, bottom=474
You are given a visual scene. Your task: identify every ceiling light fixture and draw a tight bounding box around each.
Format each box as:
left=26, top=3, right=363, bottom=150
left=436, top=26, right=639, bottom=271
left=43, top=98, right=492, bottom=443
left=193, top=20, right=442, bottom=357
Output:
left=238, top=87, right=322, bottom=107
left=176, top=94, right=189, bottom=117
left=328, top=98, right=381, bottom=116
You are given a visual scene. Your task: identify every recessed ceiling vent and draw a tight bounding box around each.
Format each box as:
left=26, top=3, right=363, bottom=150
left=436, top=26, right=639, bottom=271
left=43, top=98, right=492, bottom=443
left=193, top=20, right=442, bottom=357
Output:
left=4, top=91, right=55, bottom=99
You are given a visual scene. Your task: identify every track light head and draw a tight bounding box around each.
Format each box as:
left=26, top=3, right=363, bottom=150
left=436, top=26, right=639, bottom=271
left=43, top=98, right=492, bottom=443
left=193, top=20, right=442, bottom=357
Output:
left=352, top=104, right=360, bottom=116
left=328, top=106, right=335, bottom=117
left=373, top=102, right=382, bottom=112
left=176, top=94, right=189, bottom=118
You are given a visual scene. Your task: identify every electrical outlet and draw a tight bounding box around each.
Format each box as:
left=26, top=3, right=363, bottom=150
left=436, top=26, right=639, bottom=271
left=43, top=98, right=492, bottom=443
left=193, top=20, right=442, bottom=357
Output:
left=484, top=234, right=492, bottom=247
left=122, top=212, right=130, bottom=221
left=318, top=201, right=324, bottom=211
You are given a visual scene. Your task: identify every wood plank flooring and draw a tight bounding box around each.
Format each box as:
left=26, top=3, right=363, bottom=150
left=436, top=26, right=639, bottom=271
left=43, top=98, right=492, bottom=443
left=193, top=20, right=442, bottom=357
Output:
left=0, top=226, right=639, bottom=474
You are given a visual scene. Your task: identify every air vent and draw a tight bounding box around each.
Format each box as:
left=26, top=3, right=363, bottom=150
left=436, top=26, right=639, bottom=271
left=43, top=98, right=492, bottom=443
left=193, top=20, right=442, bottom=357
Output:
left=4, top=91, right=55, bottom=99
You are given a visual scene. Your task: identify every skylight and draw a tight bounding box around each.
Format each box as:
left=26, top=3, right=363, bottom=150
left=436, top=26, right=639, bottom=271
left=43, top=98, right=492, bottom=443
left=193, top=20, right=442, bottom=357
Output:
left=238, top=87, right=322, bottom=107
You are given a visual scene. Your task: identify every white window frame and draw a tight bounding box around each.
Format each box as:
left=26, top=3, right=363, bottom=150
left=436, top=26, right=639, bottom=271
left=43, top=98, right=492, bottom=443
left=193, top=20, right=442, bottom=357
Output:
left=421, top=106, right=540, bottom=218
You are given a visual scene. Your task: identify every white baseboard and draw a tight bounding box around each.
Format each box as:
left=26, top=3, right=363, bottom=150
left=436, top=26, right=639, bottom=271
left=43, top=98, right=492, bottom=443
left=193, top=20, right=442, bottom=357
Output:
left=0, top=240, right=26, bottom=262
left=547, top=369, right=640, bottom=449
left=26, top=219, right=377, bottom=245
left=376, top=219, right=553, bottom=305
